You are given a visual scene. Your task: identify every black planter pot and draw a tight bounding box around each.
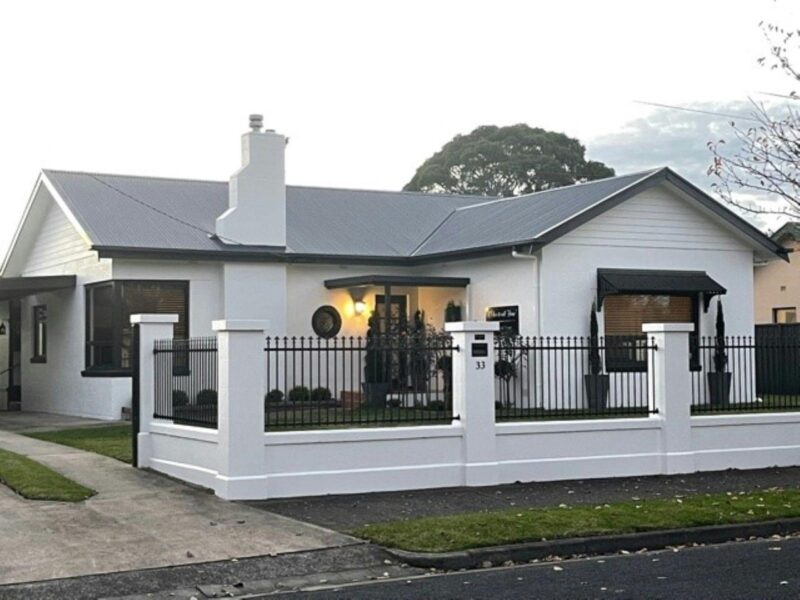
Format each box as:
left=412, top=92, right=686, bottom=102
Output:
left=362, top=382, right=390, bottom=407
left=707, top=372, right=732, bottom=407
left=584, top=374, right=610, bottom=411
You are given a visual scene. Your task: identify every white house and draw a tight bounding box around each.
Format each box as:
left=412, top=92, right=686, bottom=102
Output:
left=0, top=115, right=787, bottom=420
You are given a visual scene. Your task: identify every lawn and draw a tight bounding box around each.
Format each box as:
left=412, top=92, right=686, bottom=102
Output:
left=353, top=488, right=800, bottom=553
left=27, top=425, right=133, bottom=463
left=0, top=448, right=95, bottom=501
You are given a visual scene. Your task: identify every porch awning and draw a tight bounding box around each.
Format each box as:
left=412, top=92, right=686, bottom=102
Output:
left=597, top=269, right=726, bottom=310
left=324, top=275, right=470, bottom=289
left=0, top=275, right=76, bottom=300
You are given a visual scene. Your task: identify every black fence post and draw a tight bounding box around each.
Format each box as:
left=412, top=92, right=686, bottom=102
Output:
left=131, top=323, right=140, bottom=467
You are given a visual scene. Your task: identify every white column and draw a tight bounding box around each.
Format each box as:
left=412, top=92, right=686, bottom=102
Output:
left=130, top=313, right=179, bottom=469
left=213, top=319, right=269, bottom=500
left=643, top=322, right=695, bottom=475
left=445, top=321, right=500, bottom=486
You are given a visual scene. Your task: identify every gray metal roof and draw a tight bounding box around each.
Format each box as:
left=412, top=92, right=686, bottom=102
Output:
left=40, top=167, right=787, bottom=262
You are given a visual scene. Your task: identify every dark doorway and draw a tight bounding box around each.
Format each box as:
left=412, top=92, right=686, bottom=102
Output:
left=8, top=300, right=21, bottom=409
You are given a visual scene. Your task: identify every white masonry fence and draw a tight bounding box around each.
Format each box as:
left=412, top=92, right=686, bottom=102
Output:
left=131, top=315, right=800, bottom=501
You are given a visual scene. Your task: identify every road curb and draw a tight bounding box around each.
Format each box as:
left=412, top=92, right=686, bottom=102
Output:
left=383, top=517, right=800, bottom=570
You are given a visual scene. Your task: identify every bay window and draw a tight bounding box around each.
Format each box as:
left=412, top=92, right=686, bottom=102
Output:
left=85, top=280, right=188, bottom=374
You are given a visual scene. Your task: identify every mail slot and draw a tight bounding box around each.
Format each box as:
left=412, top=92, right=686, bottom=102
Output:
left=471, top=342, right=488, bottom=357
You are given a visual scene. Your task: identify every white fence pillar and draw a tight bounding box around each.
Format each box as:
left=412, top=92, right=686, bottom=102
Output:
left=446, top=321, right=500, bottom=486
left=644, top=322, right=695, bottom=475
left=213, top=319, right=269, bottom=500
left=131, top=313, right=179, bottom=469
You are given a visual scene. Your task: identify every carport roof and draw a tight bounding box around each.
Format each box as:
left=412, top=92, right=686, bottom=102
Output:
left=0, top=275, right=76, bottom=300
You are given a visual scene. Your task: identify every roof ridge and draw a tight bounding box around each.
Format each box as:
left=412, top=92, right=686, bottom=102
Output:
left=42, top=169, right=495, bottom=201
left=450, top=168, right=665, bottom=213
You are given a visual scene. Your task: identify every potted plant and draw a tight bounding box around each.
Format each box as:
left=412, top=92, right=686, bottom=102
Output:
left=584, top=303, right=610, bottom=410
left=707, top=300, right=732, bottom=407
left=444, top=300, right=462, bottom=323
left=494, top=332, right=518, bottom=408
left=363, top=314, right=390, bottom=407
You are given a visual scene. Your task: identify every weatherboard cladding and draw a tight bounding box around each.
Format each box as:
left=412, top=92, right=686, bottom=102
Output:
left=40, top=168, right=783, bottom=261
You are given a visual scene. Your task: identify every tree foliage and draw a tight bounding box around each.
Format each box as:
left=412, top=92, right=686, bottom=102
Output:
left=404, top=124, right=615, bottom=197
left=708, top=21, right=800, bottom=218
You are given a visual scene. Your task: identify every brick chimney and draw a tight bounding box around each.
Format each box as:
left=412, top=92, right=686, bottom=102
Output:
left=215, top=114, right=286, bottom=247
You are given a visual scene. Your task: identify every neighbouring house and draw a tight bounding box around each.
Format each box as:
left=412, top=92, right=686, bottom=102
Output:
left=755, top=221, right=800, bottom=324
left=0, top=115, right=788, bottom=419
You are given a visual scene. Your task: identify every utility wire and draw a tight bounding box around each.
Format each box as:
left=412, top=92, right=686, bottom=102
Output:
left=633, top=100, right=761, bottom=123
left=757, top=91, right=799, bottom=101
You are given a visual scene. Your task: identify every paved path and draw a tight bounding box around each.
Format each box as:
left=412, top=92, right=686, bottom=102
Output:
left=253, top=466, right=800, bottom=531
left=0, top=429, right=353, bottom=585
left=280, top=535, right=800, bottom=599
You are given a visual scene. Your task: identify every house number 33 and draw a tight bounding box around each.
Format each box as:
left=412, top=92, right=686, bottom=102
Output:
left=475, top=360, right=486, bottom=370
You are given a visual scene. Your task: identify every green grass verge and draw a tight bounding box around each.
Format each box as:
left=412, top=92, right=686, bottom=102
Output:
left=353, top=488, right=800, bottom=553
left=0, top=448, right=95, bottom=501
left=26, top=425, right=133, bottom=464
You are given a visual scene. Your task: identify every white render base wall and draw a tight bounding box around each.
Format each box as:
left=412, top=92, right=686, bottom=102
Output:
left=138, top=413, right=800, bottom=500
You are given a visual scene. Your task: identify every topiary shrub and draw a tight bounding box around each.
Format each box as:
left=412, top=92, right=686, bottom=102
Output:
left=196, top=389, right=218, bottom=406
left=288, top=386, right=311, bottom=404
left=310, top=387, right=333, bottom=403
left=265, top=389, right=284, bottom=405
left=428, top=400, right=446, bottom=412
left=172, top=390, right=189, bottom=408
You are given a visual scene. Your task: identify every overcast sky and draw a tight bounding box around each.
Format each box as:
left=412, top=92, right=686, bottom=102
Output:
left=1, top=0, right=798, bottom=253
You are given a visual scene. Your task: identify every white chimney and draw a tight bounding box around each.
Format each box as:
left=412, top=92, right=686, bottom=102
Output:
left=215, top=114, right=287, bottom=247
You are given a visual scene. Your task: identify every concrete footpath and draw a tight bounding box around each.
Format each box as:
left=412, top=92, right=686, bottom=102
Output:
left=0, top=429, right=353, bottom=585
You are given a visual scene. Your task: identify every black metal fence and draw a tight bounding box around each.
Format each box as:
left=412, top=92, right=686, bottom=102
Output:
left=264, top=334, right=456, bottom=430
left=692, top=334, right=800, bottom=413
left=153, top=337, right=218, bottom=427
left=494, top=335, right=658, bottom=420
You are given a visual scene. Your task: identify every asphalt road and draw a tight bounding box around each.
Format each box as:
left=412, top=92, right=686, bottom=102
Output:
left=276, top=536, right=800, bottom=599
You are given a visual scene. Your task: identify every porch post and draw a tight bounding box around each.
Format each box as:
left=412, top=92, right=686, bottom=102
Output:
left=445, top=321, right=500, bottom=486
left=643, top=322, right=695, bottom=475
left=130, top=313, right=179, bottom=469
left=213, top=319, right=269, bottom=500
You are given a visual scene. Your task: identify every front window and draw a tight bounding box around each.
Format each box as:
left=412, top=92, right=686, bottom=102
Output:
left=604, top=294, right=698, bottom=371
left=773, top=307, right=797, bottom=324
left=32, top=305, right=47, bottom=363
left=85, top=281, right=188, bottom=373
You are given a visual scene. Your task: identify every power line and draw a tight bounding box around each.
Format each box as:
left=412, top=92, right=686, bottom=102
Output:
left=757, top=91, right=800, bottom=101
left=633, top=100, right=761, bottom=123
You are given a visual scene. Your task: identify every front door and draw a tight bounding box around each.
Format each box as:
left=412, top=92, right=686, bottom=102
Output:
left=374, top=295, right=408, bottom=389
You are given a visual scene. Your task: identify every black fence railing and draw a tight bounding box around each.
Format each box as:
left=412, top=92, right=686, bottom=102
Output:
left=264, top=334, right=456, bottom=430
left=494, top=335, right=658, bottom=421
left=153, top=337, right=218, bottom=427
left=692, top=334, right=800, bottom=413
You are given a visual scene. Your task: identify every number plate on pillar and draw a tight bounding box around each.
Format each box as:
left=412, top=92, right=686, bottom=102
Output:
left=471, top=342, right=488, bottom=357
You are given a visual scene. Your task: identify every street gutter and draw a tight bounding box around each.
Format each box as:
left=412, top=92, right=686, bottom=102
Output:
left=383, top=517, right=800, bottom=570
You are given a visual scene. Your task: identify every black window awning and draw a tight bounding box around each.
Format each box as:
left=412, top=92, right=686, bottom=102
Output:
left=0, top=275, right=76, bottom=301
left=597, top=269, right=726, bottom=311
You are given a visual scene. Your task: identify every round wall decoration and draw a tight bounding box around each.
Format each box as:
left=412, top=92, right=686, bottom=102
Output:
left=311, top=305, right=342, bottom=338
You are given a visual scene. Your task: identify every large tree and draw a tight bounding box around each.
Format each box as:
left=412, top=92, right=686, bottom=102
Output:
left=404, top=124, right=615, bottom=197
left=708, top=21, right=800, bottom=218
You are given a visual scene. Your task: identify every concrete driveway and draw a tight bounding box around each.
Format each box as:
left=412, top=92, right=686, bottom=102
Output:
left=0, top=423, right=353, bottom=585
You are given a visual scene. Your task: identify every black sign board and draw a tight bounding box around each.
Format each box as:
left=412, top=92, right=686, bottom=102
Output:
left=486, top=305, right=519, bottom=335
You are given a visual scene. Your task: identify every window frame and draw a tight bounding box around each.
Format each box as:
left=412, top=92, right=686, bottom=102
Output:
left=604, top=293, right=700, bottom=373
left=83, top=280, right=189, bottom=377
left=773, top=307, right=797, bottom=324
left=31, top=304, right=47, bottom=364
